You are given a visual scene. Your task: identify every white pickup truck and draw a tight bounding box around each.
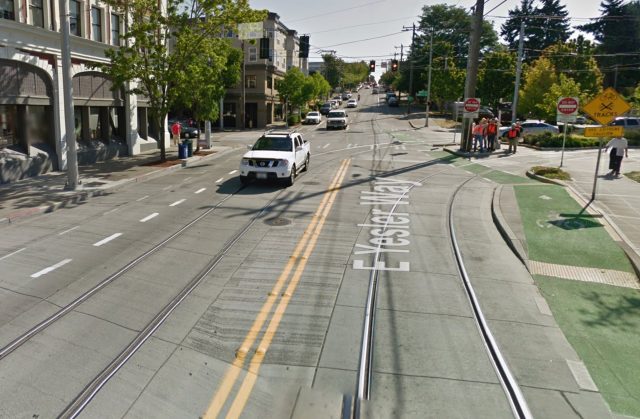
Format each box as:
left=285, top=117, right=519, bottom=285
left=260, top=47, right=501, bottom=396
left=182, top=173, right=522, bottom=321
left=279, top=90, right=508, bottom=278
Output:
left=239, top=130, right=310, bottom=186
left=326, top=110, right=349, bottom=130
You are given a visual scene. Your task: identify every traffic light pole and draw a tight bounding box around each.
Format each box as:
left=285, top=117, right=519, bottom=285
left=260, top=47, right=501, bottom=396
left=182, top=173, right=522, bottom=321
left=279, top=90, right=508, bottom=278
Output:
left=425, top=28, right=433, bottom=127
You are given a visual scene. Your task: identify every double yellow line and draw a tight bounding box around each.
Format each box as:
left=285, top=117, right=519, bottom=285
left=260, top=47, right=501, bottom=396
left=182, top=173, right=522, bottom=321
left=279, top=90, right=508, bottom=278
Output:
left=203, top=158, right=351, bottom=419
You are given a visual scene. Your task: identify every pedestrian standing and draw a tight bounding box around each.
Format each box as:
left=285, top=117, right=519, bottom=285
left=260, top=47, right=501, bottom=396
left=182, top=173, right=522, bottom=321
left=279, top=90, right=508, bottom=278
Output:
left=171, top=121, right=181, bottom=146
left=486, top=118, right=498, bottom=151
left=472, top=118, right=487, bottom=152
left=604, top=136, right=629, bottom=177
left=506, top=123, right=519, bottom=154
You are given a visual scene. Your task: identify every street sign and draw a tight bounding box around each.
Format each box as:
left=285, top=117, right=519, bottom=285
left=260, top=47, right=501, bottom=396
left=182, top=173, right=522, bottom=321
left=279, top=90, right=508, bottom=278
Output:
left=582, top=88, right=631, bottom=126
left=463, top=98, right=480, bottom=118
left=584, top=126, right=624, bottom=138
left=557, top=97, right=578, bottom=123
left=417, top=90, right=428, bottom=98
left=237, top=22, right=263, bottom=40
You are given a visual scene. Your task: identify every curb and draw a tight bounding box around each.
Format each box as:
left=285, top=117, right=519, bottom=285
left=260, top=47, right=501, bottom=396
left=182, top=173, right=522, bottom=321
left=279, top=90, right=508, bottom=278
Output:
left=490, top=185, right=530, bottom=270
left=0, top=146, right=236, bottom=226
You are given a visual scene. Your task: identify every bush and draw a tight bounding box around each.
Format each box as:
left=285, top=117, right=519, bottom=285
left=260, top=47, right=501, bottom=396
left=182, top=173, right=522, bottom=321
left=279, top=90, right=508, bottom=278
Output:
left=525, top=130, right=640, bottom=148
left=287, top=114, right=300, bottom=126
left=531, top=165, right=571, bottom=180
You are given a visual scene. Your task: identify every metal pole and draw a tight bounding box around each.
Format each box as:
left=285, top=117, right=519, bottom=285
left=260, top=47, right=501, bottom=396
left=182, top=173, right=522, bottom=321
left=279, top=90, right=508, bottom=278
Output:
left=219, top=97, right=223, bottom=130
left=204, top=120, right=211, bottom=148
left=591, top=138, right=603, bottom=201
left=512, top=21, right=525, bottom=124
left=398, top=44, right=403, bottom=103
left=241, top=40, right=246, bottom=130
left=560, top=122, right=567, bottom=167
left=60, top=0, right=79, bottom=189
left=453, top=105, right=458, bottom=144
left=461, top=0, right=484, bottom=152
left=408, top=24, right=415, bottom=115
left=425, top=28, right=433, bottom=127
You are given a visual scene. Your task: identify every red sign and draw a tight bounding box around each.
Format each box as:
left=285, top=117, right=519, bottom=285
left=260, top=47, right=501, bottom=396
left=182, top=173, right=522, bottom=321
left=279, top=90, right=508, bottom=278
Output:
left=464, top=98, right=480, bottom=113
left=557, top=97, right=578, bottom=115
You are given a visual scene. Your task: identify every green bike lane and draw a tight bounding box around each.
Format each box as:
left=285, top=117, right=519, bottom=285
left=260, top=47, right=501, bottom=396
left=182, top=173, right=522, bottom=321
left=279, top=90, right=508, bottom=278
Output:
left=425, top=146, right=640, bottom=418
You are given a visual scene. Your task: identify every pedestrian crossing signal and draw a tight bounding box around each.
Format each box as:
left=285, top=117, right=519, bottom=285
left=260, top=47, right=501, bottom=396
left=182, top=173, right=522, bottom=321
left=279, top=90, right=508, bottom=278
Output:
left=369, top=60, right=375, bottom=72
left=391, top=59, right=398, bottom=72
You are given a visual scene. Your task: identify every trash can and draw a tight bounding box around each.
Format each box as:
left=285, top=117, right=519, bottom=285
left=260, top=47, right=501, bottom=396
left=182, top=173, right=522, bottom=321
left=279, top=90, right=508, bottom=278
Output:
left=184, top=139, right=193, bottom=157
left=178, top=143, right=187, bottom=159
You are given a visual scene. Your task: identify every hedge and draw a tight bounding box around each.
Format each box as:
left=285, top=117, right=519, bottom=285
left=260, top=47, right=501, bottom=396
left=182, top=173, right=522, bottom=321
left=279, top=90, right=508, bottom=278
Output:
left=287, top=114, right=300, bottom=126
left=524, top=130, right=640, bottom=148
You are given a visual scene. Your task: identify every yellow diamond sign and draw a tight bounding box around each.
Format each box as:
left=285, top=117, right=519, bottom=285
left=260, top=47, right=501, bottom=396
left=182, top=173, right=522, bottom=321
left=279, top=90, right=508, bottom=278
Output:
left=583, top=88, right=631, bottom=125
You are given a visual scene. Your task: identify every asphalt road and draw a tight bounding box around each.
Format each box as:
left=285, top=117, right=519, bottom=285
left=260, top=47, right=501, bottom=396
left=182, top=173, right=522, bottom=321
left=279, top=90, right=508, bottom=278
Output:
left=0, top=91, right=613, bottom=418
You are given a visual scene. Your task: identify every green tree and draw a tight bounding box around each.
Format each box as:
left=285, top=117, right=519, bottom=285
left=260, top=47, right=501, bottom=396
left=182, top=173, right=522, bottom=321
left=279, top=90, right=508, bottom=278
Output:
left=278, top=67, right=307, bottom=113
left=531, top=0, right=572, bottom=50
left=379, top=70, right=399, bottom=88
left=542, top=43, right=603, bottom=96
left=541, top=74, right=585, bottom=121
left=518, top=57, right=558, bottom=118
left=308, top=72, right=332, bottom=104
left=100, top=0, right=264, bottom=161
left=500, top=0, right=537, bottom=52
left=342, top=61, right=369, bottom=88
left=322, top=54, right=344, bottom=88
left=428, top=57, right=466, bottom=112
left=477, top=50, right=517, bottom=107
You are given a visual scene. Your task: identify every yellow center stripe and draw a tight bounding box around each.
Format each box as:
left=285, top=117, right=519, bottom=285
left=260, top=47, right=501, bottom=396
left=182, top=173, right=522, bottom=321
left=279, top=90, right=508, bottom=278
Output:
left=203, top=159, right=351, bottom=418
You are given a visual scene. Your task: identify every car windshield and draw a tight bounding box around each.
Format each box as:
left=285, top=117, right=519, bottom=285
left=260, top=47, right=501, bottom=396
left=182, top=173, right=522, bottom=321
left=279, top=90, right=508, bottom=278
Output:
left=251, top=136, right=292, bottom=152
left=328, top=111, right=345, bottom=118
left=308, top=112, right=319, bottom=116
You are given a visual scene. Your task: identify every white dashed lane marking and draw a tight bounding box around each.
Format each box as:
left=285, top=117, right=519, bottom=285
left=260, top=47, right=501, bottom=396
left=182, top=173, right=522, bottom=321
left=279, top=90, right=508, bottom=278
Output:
left=169, top=199, right=186, bottom=207
left=58, top=226, right=79, bottom=236
left=93, top=233, right=122, bottom=247
left=140, top=213, right=159, bottom=223
left=195, top=188, right=206, bottom=194
left=136, top=195, right=150, bottom=202
left=31, top=258, right=72, bottom=278
left=216, top=178, right=224, bottom=183
left=228, top=170, right=238, bottom=175
left=323, top=143, right=330, bottom=149
left=0, top=248, right=26, bottom=261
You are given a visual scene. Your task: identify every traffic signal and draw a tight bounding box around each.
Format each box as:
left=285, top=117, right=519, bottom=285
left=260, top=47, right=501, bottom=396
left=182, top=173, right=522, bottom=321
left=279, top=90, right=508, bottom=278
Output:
left=299, top=35, right=309, bottom=58
left=391, top=59, right=398, bottom=72
left=369, top=60, right=375, bottom=72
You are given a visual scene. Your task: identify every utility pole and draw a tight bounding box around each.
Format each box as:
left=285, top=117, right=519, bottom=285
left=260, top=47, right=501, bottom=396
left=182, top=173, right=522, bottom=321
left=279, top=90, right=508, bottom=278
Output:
left=241, top=40, right=246, bottom=130
left=512, top=20, right=525, bottom=124
left=425, top=28, right=433, bottom=127
left=60, top=0, right=79, bottom=189
left=614, top=64, right=619, bottom=90
left=394, top=44, right=404, bottom=102
left=402, top=24, right=417, bottom=114
left=461, top=0, right=484, bottom=152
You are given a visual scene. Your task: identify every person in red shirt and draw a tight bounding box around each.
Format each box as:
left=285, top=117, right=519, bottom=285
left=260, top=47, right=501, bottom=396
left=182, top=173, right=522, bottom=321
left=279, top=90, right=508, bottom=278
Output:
left=506, top=123, right=519, bottom=154
left=171, top=121, right=181, bottom=146
left=486, top=118, right=498, bottom=151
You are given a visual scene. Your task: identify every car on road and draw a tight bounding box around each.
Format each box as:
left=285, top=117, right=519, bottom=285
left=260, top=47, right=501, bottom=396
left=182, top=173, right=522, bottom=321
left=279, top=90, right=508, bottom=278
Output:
left=239, top=130, right=310, bottom=186
left=326, top=110, right=349, bottom=130
left=499, top=120, right=560, bottom=137
left=332, top=96, right=342, bottom=105
left=610, top=117, right=640, bottom=132
left=385, top=92, right=397, bottom=102
left=342, top=93, right=350, bottom=100
left=387, top=96, right=399, bottom=107
left=346, top=99, right=358, bottom=108
left=304, top=111, right=322, bottom=125
left=372, top=87, right=379, bottom=94
left=319, top=103, right=333, bottom=115
left=168, top=119, right=199, bottom=139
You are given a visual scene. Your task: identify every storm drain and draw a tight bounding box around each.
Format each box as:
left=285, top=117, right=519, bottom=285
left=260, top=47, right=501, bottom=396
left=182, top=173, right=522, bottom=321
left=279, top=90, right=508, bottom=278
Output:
left=264, top=217, right=292, bottom=227
left=530, top=260, right=640, bottom=289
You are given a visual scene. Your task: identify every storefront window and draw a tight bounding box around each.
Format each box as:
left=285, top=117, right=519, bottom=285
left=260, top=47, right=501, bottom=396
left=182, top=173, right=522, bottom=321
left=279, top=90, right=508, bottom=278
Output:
left=74, top=107, right=83, bottom=141
left=1, top=0, right=15, bottom=20
left=26, top=105, right=50, bottom=145
left=0, top=105, right=17, bottom=148
left=109, top=107, right=121, bottom=139
left=89, top=107, right=100, bottom=140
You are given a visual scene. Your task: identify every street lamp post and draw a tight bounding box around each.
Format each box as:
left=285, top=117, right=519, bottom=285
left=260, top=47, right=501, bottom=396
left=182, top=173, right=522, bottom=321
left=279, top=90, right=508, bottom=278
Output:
left=60, top=0, right=79, bottom=189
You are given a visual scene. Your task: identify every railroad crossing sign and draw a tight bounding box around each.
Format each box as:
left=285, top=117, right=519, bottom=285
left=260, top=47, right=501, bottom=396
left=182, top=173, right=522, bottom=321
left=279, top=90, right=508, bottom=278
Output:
left=584, top=126, right=624, bottom=138
left=463, top=97, right=480, bottom=118
left=582, top=88, right=631, bottom=125
left=556, top=97, right=579, bottom=123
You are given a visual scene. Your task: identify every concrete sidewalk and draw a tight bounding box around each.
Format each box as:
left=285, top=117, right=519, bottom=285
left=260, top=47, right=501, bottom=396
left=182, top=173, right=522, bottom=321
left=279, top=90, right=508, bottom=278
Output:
left=0, top=143, right=236, bottom=225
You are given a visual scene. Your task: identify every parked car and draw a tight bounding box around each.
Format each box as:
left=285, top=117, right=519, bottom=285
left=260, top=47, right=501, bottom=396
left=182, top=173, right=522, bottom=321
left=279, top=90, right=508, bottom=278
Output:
left=499, top=120, right=560, bottom=137
left=372, top=87, right=379, bottom=94
left=168, top=119, right=199, bottom=139
left=387, top=97, right=399, bottom=107
left=479, top=106, right=494, bottom=119
left=326, top=110, right=349, bottom=130
left=610, top=117, right=640, bottom=131
left=239, top=130, right=310, bottom=186
left=346, top=99, right=358, bottom=108
left=342, top=93, right=350, bottom=100
left=385, top=92, right=397, bottom=102
left=319, top=103, right=333, bottom=115
left=332, top=96, right=342, bottom=105
left=304, top=111, right=321, bottom=124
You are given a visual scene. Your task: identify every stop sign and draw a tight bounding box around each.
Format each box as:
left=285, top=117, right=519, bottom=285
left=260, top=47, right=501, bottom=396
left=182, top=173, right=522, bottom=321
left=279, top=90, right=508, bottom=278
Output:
left=557, top=97, right=579, bottom=115
left=464, top=98, right=480, bottom=113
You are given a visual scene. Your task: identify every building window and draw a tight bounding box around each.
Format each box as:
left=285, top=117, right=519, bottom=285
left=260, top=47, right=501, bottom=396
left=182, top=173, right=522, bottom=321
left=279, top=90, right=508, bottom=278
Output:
left=0, top=105, right=17, bottom=149
left=110, top=13, right=120, bottom=45
left=91, top=7, right=102, bottom=42
left=248, top=47, right=257, bottom=62
left=29, top=0, right=44, bottom=27
left=245, top=75, right=256, bottom=89
left=69, top=0, right=81, bottom=36
left=0, top=0, right=15, bottom=20
left=267, top=77, right=272, bottom=89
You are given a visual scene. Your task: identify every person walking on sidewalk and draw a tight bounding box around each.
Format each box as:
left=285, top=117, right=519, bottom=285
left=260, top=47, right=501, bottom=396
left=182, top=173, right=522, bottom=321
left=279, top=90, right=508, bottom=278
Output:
left=472, top=118, right=487, bottom=152
left=486, top=118, right=498, bottom=151
left=506, top=123, right=519, bottom=154
left=605, top=136, right=629, bottom=177
left=171, top=121, right=181, bottom=146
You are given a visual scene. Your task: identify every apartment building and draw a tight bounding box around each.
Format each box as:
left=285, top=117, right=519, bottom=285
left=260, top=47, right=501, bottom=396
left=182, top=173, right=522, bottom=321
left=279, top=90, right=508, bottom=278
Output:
left=0, top=0, right=162, bottom=183
left=222, top=12, right=308, bottom=129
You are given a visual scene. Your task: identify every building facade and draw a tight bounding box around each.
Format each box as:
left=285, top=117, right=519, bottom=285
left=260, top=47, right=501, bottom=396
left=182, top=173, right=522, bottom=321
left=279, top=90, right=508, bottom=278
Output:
left=0, top=0, right=164, bottom=183
left=222, top=12, right=308, bottom=130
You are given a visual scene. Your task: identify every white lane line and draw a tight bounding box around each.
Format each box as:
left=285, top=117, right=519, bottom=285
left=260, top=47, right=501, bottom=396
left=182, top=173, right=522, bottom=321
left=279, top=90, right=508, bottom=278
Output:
left=370, top=145, right=374, bottom=150
left=184, top=177, right=193, bottom=182
left=162, top=185, right=174, bottom=191
left=195, top=188, right=206, bottom=194
left=228, top=170, right=238, bottom=175
left=354, top=143, right=359, bottom=147
left=401, top=145, right=407, bottom=150
left=140, top=213, right=159, bottom=223
left=103, top=208, right=119, bottom=215
left=93, top=233, right=123, bottom=247
left=347, top=144, right=353, bottom=148
left=169, top=199, right=186, bottom=207
left=0, top=248, right=26, bottom=262
left=136, top=195, right=150, bottom=202
left=215, top=178, right=224, bottom=183
left=323, top=143, right=330, bottom=149
left=31, top=258, right=72, bottom=278
left=58, top=226, right=79, bottom=236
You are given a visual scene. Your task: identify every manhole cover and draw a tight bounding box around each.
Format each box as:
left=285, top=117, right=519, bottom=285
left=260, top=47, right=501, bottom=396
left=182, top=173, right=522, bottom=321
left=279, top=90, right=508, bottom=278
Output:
left=264, top=217, right=292, bottom=226
left=302, top=181, right=321, bottom=185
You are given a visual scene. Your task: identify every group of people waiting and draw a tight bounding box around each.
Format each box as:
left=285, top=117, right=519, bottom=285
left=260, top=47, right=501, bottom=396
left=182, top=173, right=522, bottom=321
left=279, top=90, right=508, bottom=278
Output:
left=471, top=118, right=522, bottom=154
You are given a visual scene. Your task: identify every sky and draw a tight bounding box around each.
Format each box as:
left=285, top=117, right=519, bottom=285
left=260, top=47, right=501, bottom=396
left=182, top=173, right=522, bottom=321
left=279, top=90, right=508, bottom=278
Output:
left=248, top=0, right=603, bottom=76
